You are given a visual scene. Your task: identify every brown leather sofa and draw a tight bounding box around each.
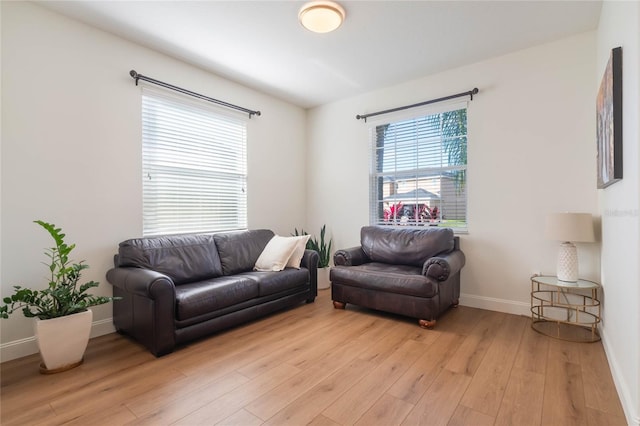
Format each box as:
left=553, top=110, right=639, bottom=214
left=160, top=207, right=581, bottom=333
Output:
left=330, top=226, right=464, bottom=328
left=106, top=229, right=318, bottom=356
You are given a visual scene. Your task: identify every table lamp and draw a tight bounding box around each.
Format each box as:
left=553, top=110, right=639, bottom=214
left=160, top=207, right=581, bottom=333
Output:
left=545, top=212, right=595, bottom=282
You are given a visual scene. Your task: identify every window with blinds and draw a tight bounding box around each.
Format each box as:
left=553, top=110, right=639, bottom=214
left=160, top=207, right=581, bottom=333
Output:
left=142, top=88, right=248, bottom=236
left=370, top=106, right=468, bottom=231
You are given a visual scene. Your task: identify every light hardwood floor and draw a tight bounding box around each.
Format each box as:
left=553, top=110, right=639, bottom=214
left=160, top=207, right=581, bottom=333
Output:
left=1, top=290, right=627, bottom=426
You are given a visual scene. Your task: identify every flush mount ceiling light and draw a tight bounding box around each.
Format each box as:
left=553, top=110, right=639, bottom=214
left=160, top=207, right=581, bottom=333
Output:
left=298, top=1, right=345, bottom=33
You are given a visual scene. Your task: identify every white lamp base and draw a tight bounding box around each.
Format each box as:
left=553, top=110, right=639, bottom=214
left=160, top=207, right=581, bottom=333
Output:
left=557, top=241, right=578, bottom=282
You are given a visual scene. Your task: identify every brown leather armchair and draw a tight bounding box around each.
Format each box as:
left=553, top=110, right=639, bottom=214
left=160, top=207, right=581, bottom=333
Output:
left=330, top=226, right=465, bottom=328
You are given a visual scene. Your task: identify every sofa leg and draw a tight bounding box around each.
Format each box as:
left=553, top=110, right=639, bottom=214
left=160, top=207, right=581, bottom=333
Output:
left=452, top=299, right=459, bottom=307
left=419, top=319, right=436, bottom=329
left=333, top=301, right=346, bottom=309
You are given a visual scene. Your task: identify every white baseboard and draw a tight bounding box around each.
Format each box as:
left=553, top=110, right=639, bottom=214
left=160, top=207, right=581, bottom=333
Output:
left=459, top=292, right=530, bottom=317
left=0, top=317, right=116, bottom=363
left=601, top=330, right=640, bottom=426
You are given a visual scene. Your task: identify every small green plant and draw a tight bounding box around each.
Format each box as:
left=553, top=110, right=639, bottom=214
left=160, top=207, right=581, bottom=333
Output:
left=294, top=224, right=333, bottom=268
left=0, top=220, right=118, bottom=320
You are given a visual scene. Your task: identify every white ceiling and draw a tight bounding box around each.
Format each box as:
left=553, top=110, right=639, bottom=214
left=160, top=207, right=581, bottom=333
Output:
left=38, top=1, right=602, bottom=109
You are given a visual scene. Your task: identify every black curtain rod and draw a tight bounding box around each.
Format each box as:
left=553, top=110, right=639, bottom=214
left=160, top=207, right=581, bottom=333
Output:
left=129, top=70, right=261, bottom=118
left=356, top=87, right=479, bottom=122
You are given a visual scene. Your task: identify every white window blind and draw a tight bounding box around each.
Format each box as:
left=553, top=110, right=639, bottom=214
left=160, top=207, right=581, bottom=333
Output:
left=142, top=88, right=247, bottom=236
left=370, top=106, right=468, bottom=231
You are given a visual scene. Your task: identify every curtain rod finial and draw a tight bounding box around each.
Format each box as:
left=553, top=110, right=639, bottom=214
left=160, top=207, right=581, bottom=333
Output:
left=129, top=70, right=138, bottom=78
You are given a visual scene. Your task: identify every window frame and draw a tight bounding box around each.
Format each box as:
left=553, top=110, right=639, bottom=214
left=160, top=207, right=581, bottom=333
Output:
left=140, top=86, right=249, bottom=237
left=368, top=101, right=469, bottom=232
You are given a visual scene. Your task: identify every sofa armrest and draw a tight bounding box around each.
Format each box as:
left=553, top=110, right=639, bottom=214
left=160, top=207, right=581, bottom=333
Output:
left=106, top=267, right=176, bottom=300
left=301, top=249, right=319, bottom=299
left=422, top=250, right=466, bottom=281
left=106, top=266, right=177, bottom=356
left=300, top=249, right=319, bottom=271
left=334, top=246, right=369, bottom=266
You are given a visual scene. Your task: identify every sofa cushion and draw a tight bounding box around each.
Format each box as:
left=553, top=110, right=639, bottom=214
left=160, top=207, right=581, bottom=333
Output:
left=214, top=229, right=275, bottom=275
left=360, top=226, right=454, bottom=267
left=254, top=235, right=302, bottom=272
left=118, top=234, right=223, bottom=285
left=174, top=276, right=260, bottom=321
left=240, top=269, right=310, bottom=297
left=330, top=263, right=438, bottom=298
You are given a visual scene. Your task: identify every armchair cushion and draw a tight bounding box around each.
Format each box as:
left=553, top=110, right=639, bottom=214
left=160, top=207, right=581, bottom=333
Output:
left=331, top=263, right=438, bottom=298
left=360, top=226, right=454, bottom=267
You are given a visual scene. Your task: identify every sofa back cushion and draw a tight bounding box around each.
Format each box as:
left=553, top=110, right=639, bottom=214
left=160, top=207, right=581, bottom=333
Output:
left=118, top=234, right=223, bottom=285
left=360, top=226, right=454, bottom=267
left=213, top=229, right=275, bottom=275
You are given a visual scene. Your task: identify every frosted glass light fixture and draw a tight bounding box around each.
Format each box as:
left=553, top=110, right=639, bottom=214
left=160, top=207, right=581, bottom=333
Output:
left=299, top=1, right=345, bottom=33
left=545, top=212, right=595, bottom=282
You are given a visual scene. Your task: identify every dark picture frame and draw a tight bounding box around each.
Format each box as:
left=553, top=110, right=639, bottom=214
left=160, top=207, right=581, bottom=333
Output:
left=596, top=46, right=623, bottom=189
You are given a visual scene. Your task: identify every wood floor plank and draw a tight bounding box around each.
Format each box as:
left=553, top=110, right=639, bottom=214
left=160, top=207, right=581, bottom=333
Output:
left=215, top=409, right=263, bottom=426
left=458, top=315, right=527, bottom=417
left=541, top=343, right=587, bottom=426
left=401, top=369, right=472, bottom=426
left=35, top=403, right=137, bottom=426
left=0, top=402, right=57, bottom=426
left=244, top=331, right=388, bottom=421
left=126, top=372, right=250, bottom=425
left=447, top=405, right=495, bottom=426
left=494, top=367, right=545, bottom=426
left=386, top=330, right=464, bottom=404
left=585, top=406, right=629, bottom=426
left=322, top=339, right=427, bottom=424
left=0, top=291, right=627, bottom=426
left=308, top=414, right=342, bottom=426
left=514, top=322, right=550, bottom=375
left=238, top=311, right=366, bottom=378
left=580, top=341, right=626, bottom=417
left=172, top=363, right=301, bottom=425
left=263, top=358, right=376, bottom=426
left=354, top=393, right=414, bottom=426
left=444, top=310, right=503, bottom=376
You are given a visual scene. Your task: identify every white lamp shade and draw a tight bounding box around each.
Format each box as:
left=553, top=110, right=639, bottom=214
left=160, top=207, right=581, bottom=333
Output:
left=545, top=212, right=595, bottom=243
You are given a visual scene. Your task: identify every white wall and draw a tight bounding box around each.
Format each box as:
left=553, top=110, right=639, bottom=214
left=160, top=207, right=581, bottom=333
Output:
left=308, top=32, right=599, bottom=315
left=0, top=2, right=307, bottom=360
left=597, top=2, right=640, bottom=425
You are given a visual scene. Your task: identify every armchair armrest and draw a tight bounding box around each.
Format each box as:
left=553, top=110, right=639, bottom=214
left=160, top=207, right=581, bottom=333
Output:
left=422, top=250, right=466, bottom=281
left=334, top=246, right=369, bottom=266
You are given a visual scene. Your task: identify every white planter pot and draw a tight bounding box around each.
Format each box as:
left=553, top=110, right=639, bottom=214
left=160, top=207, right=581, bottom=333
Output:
left=34, top=309, right=92, bottom=374
left=318, top=267, right=331, bottom=290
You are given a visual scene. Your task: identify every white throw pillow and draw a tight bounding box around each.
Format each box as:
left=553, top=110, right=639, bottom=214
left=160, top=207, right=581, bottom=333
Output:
left=285, top=235, right=311, bottom=269
left=254, top=235, right=301, bottom=272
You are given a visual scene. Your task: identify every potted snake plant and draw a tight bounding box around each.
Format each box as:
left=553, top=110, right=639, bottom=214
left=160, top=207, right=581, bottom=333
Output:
left=294, top=225, right=333, bottom=290
left=1, top=221, right=118, bottom=373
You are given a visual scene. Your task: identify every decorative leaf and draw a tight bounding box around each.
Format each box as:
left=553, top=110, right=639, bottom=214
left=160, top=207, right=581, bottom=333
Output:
left=0, top=221, right=120, bottom=320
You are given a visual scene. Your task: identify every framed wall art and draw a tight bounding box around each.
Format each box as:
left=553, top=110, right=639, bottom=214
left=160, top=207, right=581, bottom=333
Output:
left=596, top=46, right=623, bottom=189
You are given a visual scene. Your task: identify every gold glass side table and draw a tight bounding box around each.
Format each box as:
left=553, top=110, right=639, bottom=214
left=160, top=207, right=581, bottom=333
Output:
left=530, top=275, right=601, bottom=342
